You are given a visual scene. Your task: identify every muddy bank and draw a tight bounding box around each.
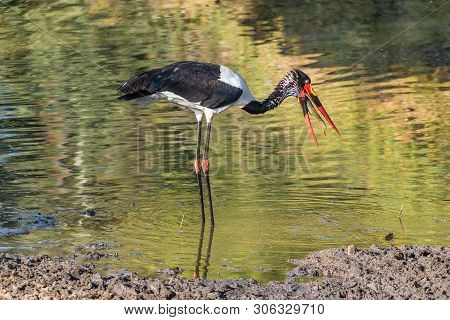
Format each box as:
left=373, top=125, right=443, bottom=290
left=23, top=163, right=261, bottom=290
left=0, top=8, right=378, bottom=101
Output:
left=0, top=245, right=447, bottom=300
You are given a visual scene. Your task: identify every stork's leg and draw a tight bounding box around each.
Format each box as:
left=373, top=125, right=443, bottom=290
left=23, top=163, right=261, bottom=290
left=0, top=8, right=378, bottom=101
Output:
left=194, top=112, right=205, bottom=223
left=202, top=114, right=215, bottom=225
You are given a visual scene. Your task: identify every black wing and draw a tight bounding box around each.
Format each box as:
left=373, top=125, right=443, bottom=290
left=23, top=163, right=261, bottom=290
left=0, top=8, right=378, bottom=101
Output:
left=117, top=61, right=243, bottom=109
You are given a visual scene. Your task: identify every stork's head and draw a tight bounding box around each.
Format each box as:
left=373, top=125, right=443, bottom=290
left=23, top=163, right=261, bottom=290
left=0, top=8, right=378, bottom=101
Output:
left=243, top=68, right=340, bottom=145
left=288, top=69, right=340, bottom=146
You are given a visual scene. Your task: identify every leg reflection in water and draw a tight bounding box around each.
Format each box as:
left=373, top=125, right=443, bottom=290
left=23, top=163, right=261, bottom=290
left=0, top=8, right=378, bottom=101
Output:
left=193, top=222, right=215, bottom=279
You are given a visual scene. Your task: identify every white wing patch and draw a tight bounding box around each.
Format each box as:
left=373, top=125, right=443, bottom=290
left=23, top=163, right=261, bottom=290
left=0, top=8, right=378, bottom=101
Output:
left=219, top=65, right=255, bottom=107
left=219, top=65, right=243, bottom=88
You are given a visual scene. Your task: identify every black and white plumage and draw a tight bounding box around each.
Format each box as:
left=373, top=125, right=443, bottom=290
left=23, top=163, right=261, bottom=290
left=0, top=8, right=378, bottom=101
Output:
left=118, top=61, right=310, bottom=118
left=118, top=61, right=339, bottom=225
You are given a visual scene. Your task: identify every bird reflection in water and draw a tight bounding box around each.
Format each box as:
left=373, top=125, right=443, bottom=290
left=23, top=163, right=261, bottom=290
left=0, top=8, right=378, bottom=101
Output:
left=193, top=222, right=215, bottom=280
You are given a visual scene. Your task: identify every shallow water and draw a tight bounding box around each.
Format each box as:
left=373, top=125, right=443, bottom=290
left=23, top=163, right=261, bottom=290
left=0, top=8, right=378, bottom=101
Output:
left=0, top=0, right=448, bottom=282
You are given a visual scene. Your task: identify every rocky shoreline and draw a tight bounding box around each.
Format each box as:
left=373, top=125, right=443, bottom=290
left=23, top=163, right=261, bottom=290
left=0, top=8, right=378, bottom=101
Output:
left=0, top=245, right=448, bottom=300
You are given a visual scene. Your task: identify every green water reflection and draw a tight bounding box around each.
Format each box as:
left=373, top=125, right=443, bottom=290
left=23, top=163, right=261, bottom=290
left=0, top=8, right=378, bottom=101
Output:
left=0, top=0, right=448, bottom=282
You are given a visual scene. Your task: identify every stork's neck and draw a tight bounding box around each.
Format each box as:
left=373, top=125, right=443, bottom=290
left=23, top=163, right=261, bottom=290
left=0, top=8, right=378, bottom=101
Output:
left=242, top=87, right=290, bottom=114
left=242, top=71, right=299, bottom=114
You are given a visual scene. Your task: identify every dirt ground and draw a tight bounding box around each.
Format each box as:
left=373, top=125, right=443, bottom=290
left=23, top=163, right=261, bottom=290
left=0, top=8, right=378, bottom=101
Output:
left=0, top=245, right=447, bottom=300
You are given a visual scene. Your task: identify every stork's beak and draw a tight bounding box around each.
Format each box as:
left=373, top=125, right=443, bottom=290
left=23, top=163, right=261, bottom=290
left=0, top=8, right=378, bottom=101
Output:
left=298, top=94, right=319, bottom=147
left=303, top=83, right=340, bottom=135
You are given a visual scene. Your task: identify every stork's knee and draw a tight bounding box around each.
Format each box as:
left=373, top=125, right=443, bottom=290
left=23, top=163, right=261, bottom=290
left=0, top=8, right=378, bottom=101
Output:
left=201, top=159, right=209, bottom=174
left=194, top=159, right=201, bottom=174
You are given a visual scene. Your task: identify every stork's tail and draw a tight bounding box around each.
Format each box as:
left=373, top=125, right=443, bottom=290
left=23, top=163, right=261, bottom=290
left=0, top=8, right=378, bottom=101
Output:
left=117, top=70, right=158, bottom=101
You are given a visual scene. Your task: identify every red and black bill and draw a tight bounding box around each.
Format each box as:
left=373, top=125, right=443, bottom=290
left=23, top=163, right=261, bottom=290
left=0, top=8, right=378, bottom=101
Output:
left=299, top=84, right=340, bottom=146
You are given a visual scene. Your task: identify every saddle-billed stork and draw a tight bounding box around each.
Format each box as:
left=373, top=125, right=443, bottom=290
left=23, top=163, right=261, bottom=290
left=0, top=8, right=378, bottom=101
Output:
left=118, top=61, right=340, bottom=225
